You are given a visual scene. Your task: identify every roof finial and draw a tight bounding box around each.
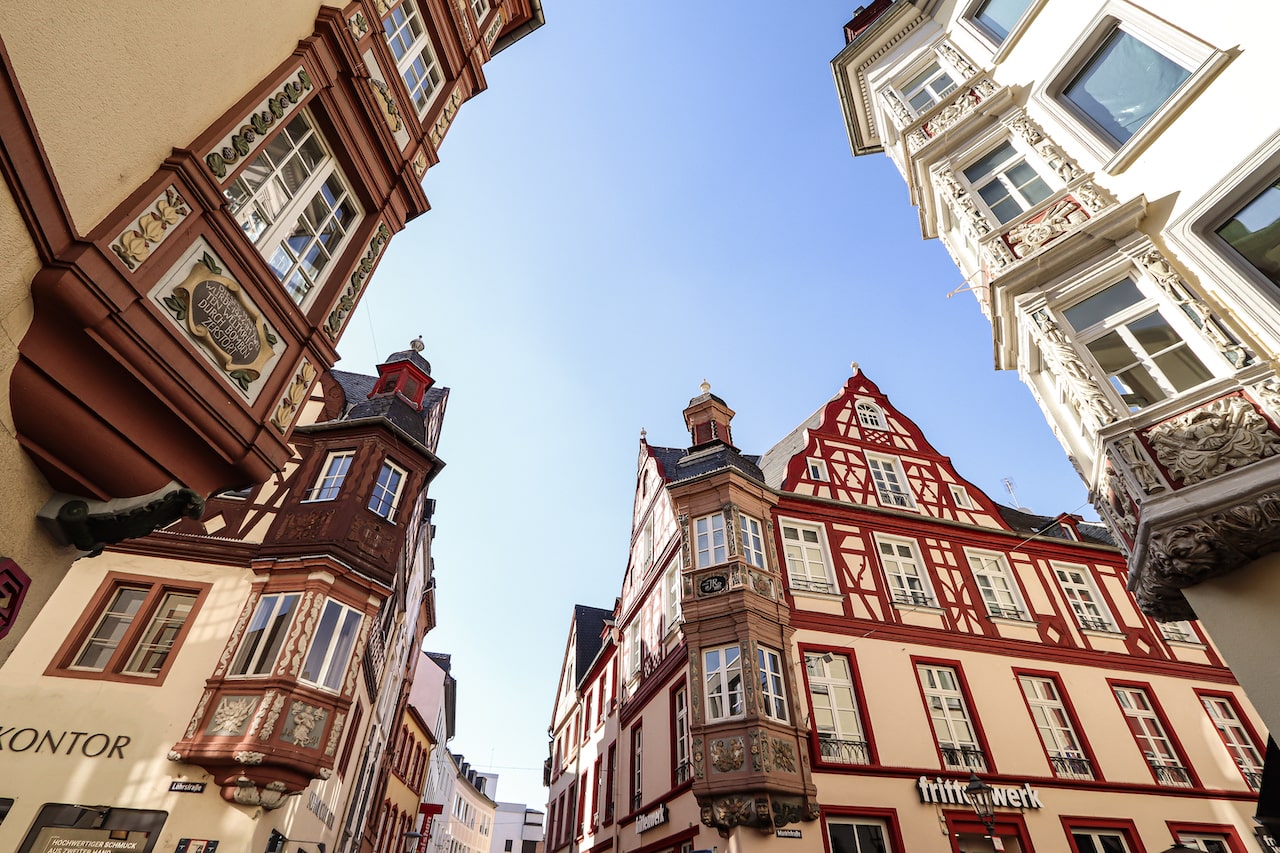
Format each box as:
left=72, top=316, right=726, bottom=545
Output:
left=699, top=378, right=711, bottom=394
left=410, top=335, right=425, bottom=353
left=640, top=427, right=647, bottom=441
left=850, top=361, right=860, bottom=375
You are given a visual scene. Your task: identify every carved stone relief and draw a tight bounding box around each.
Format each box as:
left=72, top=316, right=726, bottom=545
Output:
left=231, top=777, right=291, bottom=809
left=1138, top=492, right=1280, bottom=620
left=1147, top=396, right=1280, bottom=485
left=1111, top=435, right=1166, bottom=495
left=750, top=729, right=769, bottom=772
left=879, top=89, right=913, bottom=128
left=1029, top=310, right=1117, bottom=431
left=185, top=689, right=215, bottom=739
left=710, top=737, right=745, bottom=772
left=256, top=691, right=287, bottom=741
left=933, top=166, right=991, bottom=243
left=935, top=41, right=977, bottom=78
left=701, top=796, right=757, bottom=831
left=1136, top=249, right=1253, bottom=367
left=207, top=696, right=258, bottom=736
left=234, top=750, right=265, bottom=765
left=325, top=710, right=348, bottom=757
left=772, top=739, right=797, bottom=773
left=1005, top=197, right=1088, bottom=258
left=280, top=701, right=327, bottom=748
left=692, top=735, right=705, bottom=779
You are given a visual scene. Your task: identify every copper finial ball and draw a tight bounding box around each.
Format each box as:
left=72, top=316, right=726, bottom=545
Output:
left=410, top=336, right=425, bottom=352
left=850, top=361, right=860, bottom=374
left=700, top=379, right=711, bottom=394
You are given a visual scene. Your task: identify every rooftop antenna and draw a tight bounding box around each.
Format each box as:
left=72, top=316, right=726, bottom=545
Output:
left=1003, top=478, right=1031, bottom=512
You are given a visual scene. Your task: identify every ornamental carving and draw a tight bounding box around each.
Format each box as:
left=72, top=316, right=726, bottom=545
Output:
left=1138, top=492, right=1280, bottom=620
left=348, top=12, right=370, bottom=39
left=935, top=41, right=977, bottom=78
left=429, top=87, right=465, bottom=148
left=412, top=150, right=429, bottom=178
left=710, top=737, right=745, bottom=773
left=325, top=223, right=392, bottom=341
left=749, top=729, right=770, bottom=772
left=110, top=186, right=190, bottom=271
left=234, top=750, right=265, bottom=765
left=879, top=89, right=913, bottom=128
left=279, top=509, right=333, bottom=542
left=1111, top=435, right=1165, bottom=495
left=206, top=68, right=313, bottom=180
left=934, top=167, right=991, bottom=241
left=256, top=691, right=287, bottom=741
left=909, top=78, right=997, bottom=151
left=186, top=690, right=215, bottom=739
left=231, top=777, right=291, bottom=810
left=214, top=592, right=259, bottom=678
left=1137, top=249, right=1253, bottom=367
left=160, top=251, right=278, bottom=394
left=1029, top=310, right=1117, bottom=430
left=271, top=359, right=317, bottom=434
left=280, top=701, right=327, bottom=748
left=482, top=10, right=506, bottom=47
left=1147, top=397, right=1280, bottom=485
left=1099, top=464, right=1139, bottom=539
left=702, top=796, right=756, bottom=830
left=283, top=592, right=322, bottom=678
left=772, top=797, right=809, bottom=828
left=208, top=696, right=258, bottom=735
left=692, top=735, right=705, bottom=779
left=369, top=77, right=403, bottom=133
left=1005, top=196, right=1088, bottom=258
left=325, top=711, right=347, bottom=757
left=772, top=739, right=797, bottom=773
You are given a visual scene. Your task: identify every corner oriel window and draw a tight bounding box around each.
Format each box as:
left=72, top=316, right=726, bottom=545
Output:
left=962, top=140, right=1054, bottom=224
left=1061, top=278, right=1213, bottom=411
left=739, top=513, right=766, bottom=568
left=383, top=0, right=444, bottom=116
left=901, top=62, right=958, bottom=115
left=300, top=599, right=363, bottom=692
left=230, top=592, right=301, bottom=677
left=369, top=460, right=408, bottom=519
left=704, top=645, right=744, bottom=721
left=307, top=451, right=355, bottom=501
left=758, top=646, right=789, bottom=722
left=224, top=111, right=360, bottom=305
left=695, top=513, right=727, bottom=567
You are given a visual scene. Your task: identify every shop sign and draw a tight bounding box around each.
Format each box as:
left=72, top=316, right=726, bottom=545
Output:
left=635, top=804, right=669, bottom=834
left=776, top=830, right=802, bottom=839
left=0, top=726, right=131, bottom=758
left=33, top=827, right=149, bottom=852
left=915, top=776, right=1043, bottom=809
left=169, top=781, right=206, bottom=793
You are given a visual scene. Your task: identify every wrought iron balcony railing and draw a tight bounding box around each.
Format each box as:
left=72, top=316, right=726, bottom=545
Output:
left=818, top=735, right=872, bottom=766
left=1148, top=760, right=1193, bottom=787
left=791, top=577, right=837, bottom=594
left=986, top=605, right=1026, bottom=620
left=675, top=760, right=692, bottom=784
left=893, top=590, right=934, bottom=607
left=1076, top=616, right=1114, bottom=632
left=1049, top=752, right=1095, bottom=780
left=940, top=745, right=987, bottom=772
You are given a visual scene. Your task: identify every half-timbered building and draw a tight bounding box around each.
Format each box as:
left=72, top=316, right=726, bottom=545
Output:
left=0, top=0, right=542, bottom=662
left=546, top=370, right=1267, bottom=853
left=0, top=341, right=447, bottom=853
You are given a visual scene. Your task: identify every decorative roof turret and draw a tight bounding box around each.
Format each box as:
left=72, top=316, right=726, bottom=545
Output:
left=682, top=379, right=737, bottom=451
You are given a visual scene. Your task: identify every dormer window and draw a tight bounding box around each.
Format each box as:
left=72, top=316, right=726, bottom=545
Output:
left=856, top=401, right=887, bottom=430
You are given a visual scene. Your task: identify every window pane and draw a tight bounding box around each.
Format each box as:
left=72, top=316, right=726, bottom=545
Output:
left=973, top=0, right=1032, bottom=42
left=963, top=142, right=1017, bottom=183
left=1008, top=161, right=1052, bottom=206
left=324, top=608, right=362, bottom=690
left=1062, top=279, right=1143, bottom=331
left=74, top=587, right=148, bottom=670
left=123, top=592, right=197, bottom=675
left=302, top=600, right=343, bottom=684
left=1217, top=177, right=1280, bottom=286
left=1063, top=29, right=1191, bottom=144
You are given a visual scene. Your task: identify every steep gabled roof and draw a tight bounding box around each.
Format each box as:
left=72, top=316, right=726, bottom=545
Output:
left=573, top=604, right=614, bottom=686
left=995, top=503, right=1115, bottom=547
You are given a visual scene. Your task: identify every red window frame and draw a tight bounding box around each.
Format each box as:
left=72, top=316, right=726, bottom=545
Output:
left=1013, top=668, right=1102, bottom=782
left=820, top=805, right=907, bottom=853
left=911, top=655, right=997, bottom=774
left=1107, top=678, right=1199, bottom=788
left=799, top=643, right=877, bottom=769
left=670, top=678, right=692, bottom=788
left=1061, top=816, right=1143, bottom=853
left=1195, top=689, right=1265, bottom=788
left=1167, top=821, right=1247, bottom=853
left=604, top=741, right=617, bottom=825
left=630, top=723, right=643, bottom=813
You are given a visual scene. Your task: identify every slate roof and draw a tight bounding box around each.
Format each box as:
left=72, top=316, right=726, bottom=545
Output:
left=573, top=604, right=614, bottom=687
left=648, top=444, right=764, bottom=486
left=758, top=405, right=824, bottom=490
left=328, top=369, right=448, bottom=453
left=995, top=503, right=1116, bottom=547
left=333, top=369, right=377, bottom=407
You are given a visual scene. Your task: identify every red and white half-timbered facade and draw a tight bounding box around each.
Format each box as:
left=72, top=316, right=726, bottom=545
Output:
left=546, top=369, right=1267, bottom=853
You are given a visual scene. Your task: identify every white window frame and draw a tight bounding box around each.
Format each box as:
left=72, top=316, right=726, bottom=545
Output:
left=957, top=137, right=1059, bottom=226
left=1072, top=829, right=1132, bottom=853
left=663, top=561, right=682, bottom=632
left=626, top=622, right=642, bottom=680
left=674, top=686, right=690, bottom=781
left=805, top=652, right=867, bottom=763
left=866, top=453, right=915, bottom=509
left=966, top=549, right=1026, bottom=619
left=223, top=110, right=361, bottom=306
left=959, top=0, right=1047, bottom=59
left=469, top=0, right=490, bottom=22
left=826, top=818, right=893, bottom=853
left=1056, top=275, right=1222, bottom=413
left=1018, top=675, right=1093, bottom=779
left=694, top=513, right=727, bottom=568
left=949, top=485, right=973, bottom=508
left=368, top=459, right=408, bottom=520
left=1159, top=620, right=1200, bottom=644
left=300, top=598, right=364, bottom=691
left=1035, top=0, right=1229, bottom=173
left=382, top=0, right=444, bottom=117
left=1200, top=695, right=1264, bottom=786
left=917, top=664, right=985, bottom=771
left=306, top=450, right=355, bottom=502
left=807, top=457, right=829, bottom=481
left=703, top=644, right=745, bottom=722
left=230, top=592, right=301, bottom=677
left=757, top=646, right=789, bottom=722
left=896, top=59, right=959, bottom=118
left=738, top=513, right=766, bottom=568
left=856, top=400, right=887, bottom=430
left=1113, top=685, right=1187, bottom=782
left=780, top=520, right=836, bottom=594
left=875, top=534, right=934, bottom=607
left=1052, top=562, right=1116, bottom=632
left=1176, top=834, right=1233, bottom=853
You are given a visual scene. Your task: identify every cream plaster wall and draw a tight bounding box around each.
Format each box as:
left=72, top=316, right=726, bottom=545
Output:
left=0, top=0, right=344, bottom=237
left=0, top=551, right=259, bottom=853
left=1185, top=554, right=1280, bottom=738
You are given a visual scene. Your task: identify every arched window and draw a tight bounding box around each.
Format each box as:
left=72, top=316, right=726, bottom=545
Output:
left=856, top=400, right=887, bottom=430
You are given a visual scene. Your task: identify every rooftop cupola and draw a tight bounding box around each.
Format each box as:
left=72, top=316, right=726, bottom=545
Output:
left=683, top=379, right=737, bottom=451
left=367, top=335, right=435, bottom=411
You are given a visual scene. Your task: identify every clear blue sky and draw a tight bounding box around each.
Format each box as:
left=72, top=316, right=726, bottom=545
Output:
left=336, top=1, right=1094, bottom=810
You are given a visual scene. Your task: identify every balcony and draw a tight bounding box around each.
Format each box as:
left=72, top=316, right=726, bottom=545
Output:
left=1049, top=752, right=1095, bottom=780
left=1077, top=616, right=1115, bottom=632
left=1148, top=759, right=1193, bottom=787
left=675, top=760, right=692, bottom=784
left=986, top=605, right=1026, bottom=620
left=941, top=745, right=987, bottom=772
left=791, top=578, right=837, bottom=594
left=818, top=735, right=871, bottom=766
left=1244, top=768, right=1265, bottom=792
left=893, top=590, right=934, bottom=607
